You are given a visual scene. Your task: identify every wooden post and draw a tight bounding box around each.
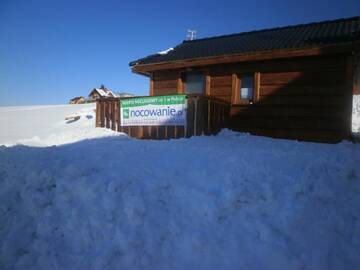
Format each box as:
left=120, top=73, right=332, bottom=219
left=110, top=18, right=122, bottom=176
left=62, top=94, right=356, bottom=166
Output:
left=100, top=100, right=105, bottom=128
left=354, top=52, right=360, bottom=95
left=205, top=74, right=211, bottom=96
left=231, top=73, right=238, bottom=104
left=96, top=100, right=100, bottom=127
left=254, top=72, right=261, bottom=102
left=194, top=96, right=198, bottom=136
left=118, top=99, right=123, bottom=132
left=345, top=55, right=354, bottom=139
left=114, top=100, right=119, bottom=131
left=111, top=100, right=116, bottom=131
left=139, top=126, right=144, bottom=139
left=150, top=73, right=154, bottom=96
left=105, top=101, right=110, bottom=129
left=177, top=72, right=184, bottom=94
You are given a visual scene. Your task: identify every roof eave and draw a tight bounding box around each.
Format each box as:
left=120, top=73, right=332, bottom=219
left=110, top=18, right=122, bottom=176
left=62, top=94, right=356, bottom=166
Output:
left=131, top=41, right=360, bottom=74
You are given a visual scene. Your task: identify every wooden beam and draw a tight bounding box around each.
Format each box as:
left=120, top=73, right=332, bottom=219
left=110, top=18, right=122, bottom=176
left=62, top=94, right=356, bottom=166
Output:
left=345, top=55, right=354, bottom=138
left=254, top=72, right=261, bottom=102
left=231, top=73, right=238, bottom=104
left=132, top=42, right=360, bottom=74
left=205, top=73, right=211, bottom=96
left=95, top=100, right=101, bottom=127
left=177, top=72, right=184, bottom=94
left=354, top=52, right=360, bottom=95
left=149, top=73, right=154, bottom=96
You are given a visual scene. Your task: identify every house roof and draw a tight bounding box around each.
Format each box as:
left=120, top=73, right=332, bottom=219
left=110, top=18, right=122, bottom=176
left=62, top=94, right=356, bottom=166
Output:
left=129, top=16, right=360, bottom=67
left=89, top=88, right=117, bottom=98
left=70, top=96, right=85, bottom=101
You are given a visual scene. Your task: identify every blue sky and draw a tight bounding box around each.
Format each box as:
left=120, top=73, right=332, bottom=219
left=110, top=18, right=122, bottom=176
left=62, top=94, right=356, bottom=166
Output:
left=0, top=0, right=359, bottom=106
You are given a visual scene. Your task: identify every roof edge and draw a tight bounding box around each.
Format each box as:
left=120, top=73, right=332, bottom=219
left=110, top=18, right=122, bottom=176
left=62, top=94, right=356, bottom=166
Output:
left=181, top=16, right=360, bottom=44
left=129, top=16, right=360, bottom=67
left=131, top=41, right=360, bottom=74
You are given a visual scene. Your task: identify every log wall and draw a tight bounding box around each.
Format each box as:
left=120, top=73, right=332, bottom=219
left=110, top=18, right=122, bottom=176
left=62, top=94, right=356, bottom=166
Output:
left=150, top=54, right=353, bottom=142
left=152, top=70, right=179, bottom=95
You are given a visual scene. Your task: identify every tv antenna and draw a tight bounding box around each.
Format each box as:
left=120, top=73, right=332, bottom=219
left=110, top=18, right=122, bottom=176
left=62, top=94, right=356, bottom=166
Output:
left=187, top=29, right=197, bottom=40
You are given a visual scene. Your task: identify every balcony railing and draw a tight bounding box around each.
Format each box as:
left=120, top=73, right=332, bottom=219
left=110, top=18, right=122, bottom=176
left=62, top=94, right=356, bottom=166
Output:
left=95, top=95, right=230, bottom=139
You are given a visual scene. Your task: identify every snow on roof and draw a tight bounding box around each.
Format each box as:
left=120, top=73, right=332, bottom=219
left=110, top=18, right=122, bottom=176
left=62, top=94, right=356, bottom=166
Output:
left=157, top=47, right=174, bottom=55
left=93, top=88, right=116, bottom=98
left=95, top=88, right=110, bottom=97
left=89, top=88, right=133, bottom=99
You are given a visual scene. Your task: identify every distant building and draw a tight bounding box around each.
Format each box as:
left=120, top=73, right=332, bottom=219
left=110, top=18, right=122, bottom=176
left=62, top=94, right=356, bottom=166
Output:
left=88, top=85, right=118, bottom=101
left=69, top=96, right=85, bottom=104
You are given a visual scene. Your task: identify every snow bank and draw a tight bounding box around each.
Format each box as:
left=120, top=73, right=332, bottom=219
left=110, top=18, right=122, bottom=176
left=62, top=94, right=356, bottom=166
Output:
left=0, top=104, right=121, bottom=147
left=0, top=130, right=359, bottom=270
left=352, top=95, right=360, bottom=134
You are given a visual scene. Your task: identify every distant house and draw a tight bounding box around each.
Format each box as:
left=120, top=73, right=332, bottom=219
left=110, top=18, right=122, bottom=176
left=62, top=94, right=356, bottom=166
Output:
left=69, top=96, right=85, bottom=104
left=88, top=85, right=118, bottom=101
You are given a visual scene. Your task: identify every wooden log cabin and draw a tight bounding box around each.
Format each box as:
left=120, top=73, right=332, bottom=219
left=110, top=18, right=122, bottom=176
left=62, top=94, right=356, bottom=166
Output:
left=129, top=17, right=360, bottom=143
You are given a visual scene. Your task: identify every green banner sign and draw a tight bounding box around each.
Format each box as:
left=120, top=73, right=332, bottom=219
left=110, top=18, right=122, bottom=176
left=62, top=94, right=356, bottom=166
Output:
left=120, top=95, right=187, bottom=126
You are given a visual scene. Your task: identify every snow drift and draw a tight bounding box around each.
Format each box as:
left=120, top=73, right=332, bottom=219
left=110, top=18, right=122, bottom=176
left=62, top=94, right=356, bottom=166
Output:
left=0, top=130, right=359, bottom=270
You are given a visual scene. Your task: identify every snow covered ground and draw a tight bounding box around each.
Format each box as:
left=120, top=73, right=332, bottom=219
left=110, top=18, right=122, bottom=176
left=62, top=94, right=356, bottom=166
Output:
left=0, top=103, right=120, bottom=147
left=0, top=104, right=359, bottom=270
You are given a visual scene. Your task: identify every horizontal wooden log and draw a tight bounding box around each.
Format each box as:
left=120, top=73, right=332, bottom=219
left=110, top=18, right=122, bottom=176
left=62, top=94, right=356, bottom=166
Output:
left=153, top=70, right=179, bottom=81
left=210, top=75, right=232, bottom=87
left=211, top=95, right=231, bottom=103
left=230, top=105, right=345, bottom=118
left=260, top=84, right=346, bottom=96
left=228, top=116, right=345, bottom=130
left=258, top=95, right=346, bottom=106
left=210, top=86, right=232, bottom=96
left=153, top=87, right=178, bottom=95
left=209, top=55, right=347, bottom=74
left=154, top=79, right=178, bottom=89
left=261, top=69, right=345, bottom=85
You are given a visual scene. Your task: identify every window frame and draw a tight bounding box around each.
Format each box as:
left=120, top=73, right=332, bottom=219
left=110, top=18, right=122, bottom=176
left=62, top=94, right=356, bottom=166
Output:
left=183, top=72, right=206, bottom=95
left=231, top=72, right=260, bottom=105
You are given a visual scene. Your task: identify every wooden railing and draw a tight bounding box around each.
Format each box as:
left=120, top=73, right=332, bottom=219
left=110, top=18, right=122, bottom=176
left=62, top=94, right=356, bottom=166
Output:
left=96, top=95, right=230, bottom=139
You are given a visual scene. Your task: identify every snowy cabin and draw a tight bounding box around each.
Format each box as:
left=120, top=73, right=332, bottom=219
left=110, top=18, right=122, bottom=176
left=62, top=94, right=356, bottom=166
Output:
left=128, top=16, right=360, bottom=142
left=88, top=85, right=118, bottom=101
left=69, top=96, right=85, bottom=104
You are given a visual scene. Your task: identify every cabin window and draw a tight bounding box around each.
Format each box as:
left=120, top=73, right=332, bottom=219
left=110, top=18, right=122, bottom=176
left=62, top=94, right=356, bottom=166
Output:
left=239, top=75, right=254, bottom=100
left=232, top=73, right=259, bottom=104
left=185, top=73, right=205, bottom=95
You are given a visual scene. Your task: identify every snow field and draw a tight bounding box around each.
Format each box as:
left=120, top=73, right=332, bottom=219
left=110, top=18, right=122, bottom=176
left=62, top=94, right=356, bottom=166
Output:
left=0, top=104, right=120, bottom=147
left=0, top=130, right=359, bottom=270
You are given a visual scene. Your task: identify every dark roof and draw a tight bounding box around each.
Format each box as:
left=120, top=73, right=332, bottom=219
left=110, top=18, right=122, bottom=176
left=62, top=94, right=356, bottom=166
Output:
left=130, top=16, right=360, bottom=66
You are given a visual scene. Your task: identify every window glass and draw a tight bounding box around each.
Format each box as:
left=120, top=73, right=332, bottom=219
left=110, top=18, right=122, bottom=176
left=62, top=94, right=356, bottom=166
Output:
left=185, top=73, right=204, bottom=94
left=240, top=76, right=254, bottom=100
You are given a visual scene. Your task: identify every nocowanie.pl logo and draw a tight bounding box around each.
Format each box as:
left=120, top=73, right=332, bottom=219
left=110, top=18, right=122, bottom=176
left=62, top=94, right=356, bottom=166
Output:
left=123, top=109, right=129, bottom=119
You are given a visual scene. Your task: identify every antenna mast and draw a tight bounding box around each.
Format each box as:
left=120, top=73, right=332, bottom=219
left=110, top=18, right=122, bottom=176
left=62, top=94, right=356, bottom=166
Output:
left=187, top=29, right=197, bottom=40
